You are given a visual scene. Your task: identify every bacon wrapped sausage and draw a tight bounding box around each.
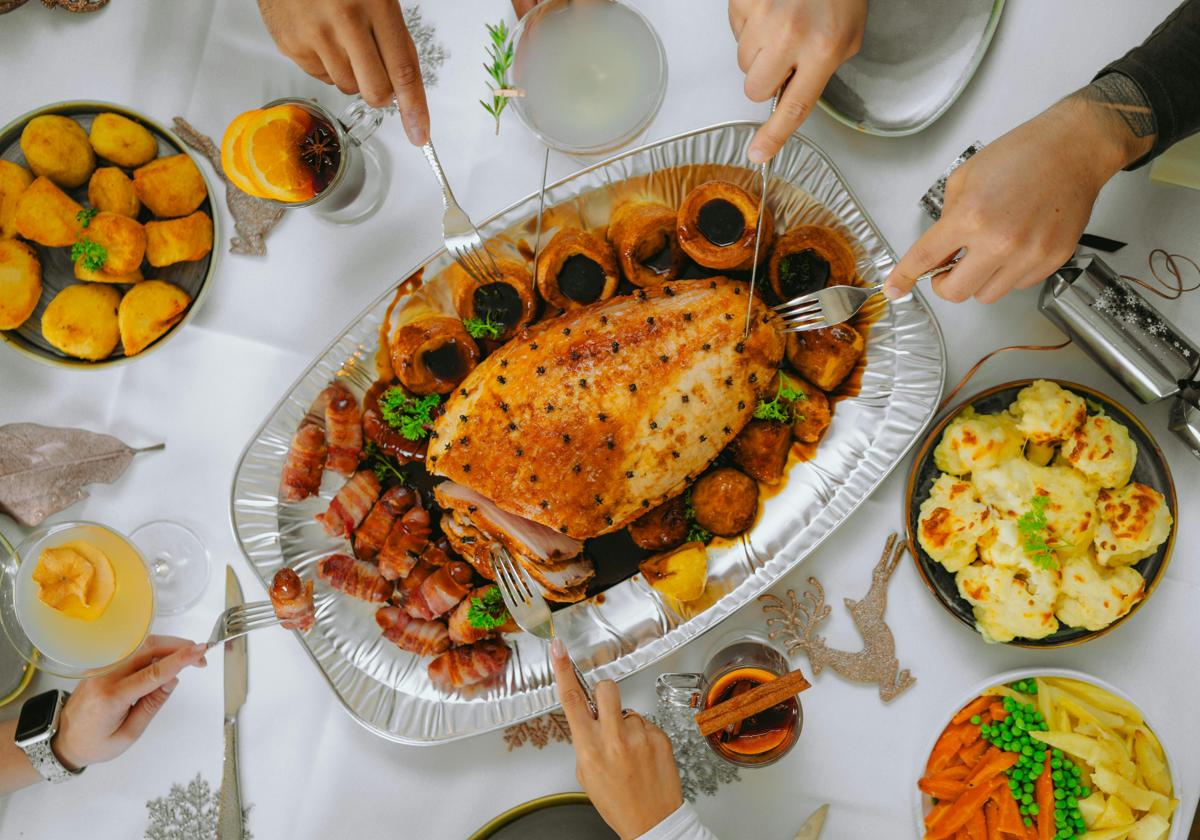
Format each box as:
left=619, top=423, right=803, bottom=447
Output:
left=399, top=560, right=473, bottom=620
left=269, top=567, right=316, bottom=631
left=375, top=605, right=450, bottom=656
left=392, top=558, right=438, bottom=602
left=448, top=585, right=519, bottom=646
left=324, top=383, right=363, bottom=476
left=280, top=423, right=326, bottom=503
left=315, top=470, right=381, bottom=538
left=317, top=553, right=394, bottom=602
left=354, top=486, right=418, bottom=561
left=377, top=503, right=433, bottom=581
left=363, top=381, right=429, bottom=465
left=428, top=639, right=511, bottom=691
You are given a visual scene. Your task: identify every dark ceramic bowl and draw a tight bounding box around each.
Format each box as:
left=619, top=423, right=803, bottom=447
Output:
left=904, top=379, right=1176, bottom=648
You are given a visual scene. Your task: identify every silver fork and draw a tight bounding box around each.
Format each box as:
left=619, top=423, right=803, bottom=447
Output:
left=492, top=548, right=598, bottom=718
left=205, top=601, right=282, bottom=650
left=774, top=258, right=961, bottom=332
left=421, top=139, right=502, bottom=286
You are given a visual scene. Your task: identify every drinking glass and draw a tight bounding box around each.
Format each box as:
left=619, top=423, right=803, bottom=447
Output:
left=656, top=631, right=802, bottom=768
left=509, top=0, right=668, bottom=156
left=0, top=520, right=209, bottom=679
left=258, top=97, right=389, bottom=225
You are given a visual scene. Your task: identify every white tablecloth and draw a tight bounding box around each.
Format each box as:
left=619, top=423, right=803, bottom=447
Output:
left=1, top=1, right=1198, bottom=838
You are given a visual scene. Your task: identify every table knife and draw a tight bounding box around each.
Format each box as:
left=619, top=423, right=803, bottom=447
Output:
left=218, top=566, right=247, bottom=840
left=743, top=90, right=780, bottom=339
left=794, top=803, right=829, bottom=840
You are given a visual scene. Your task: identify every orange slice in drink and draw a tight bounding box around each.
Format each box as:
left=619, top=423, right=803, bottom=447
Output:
left=221, top=108, right=265, bottom=197
left=239, top=105, right=317, bottom=203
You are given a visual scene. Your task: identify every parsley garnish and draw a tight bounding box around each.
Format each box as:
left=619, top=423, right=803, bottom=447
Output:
left=1017, top=495, right=1062, bottom=570
left=379, top=387, right=441, bottom=441
left=753, top=379, right=807, bottom=423
left=76, top=208, right=98, bottom=228
left=683, top=489, right=712, bottom=543
left=463, top=313, right=503, bottom=340
left=467, top=586, right=510, bottom=630
left=480, top=21, right=516, bottom=135
left=364, top=441, right=406, bottom=485
left=70, top=237, right=107, bottom=272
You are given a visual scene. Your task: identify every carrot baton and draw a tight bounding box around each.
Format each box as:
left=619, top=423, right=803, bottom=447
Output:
left=993, top=786, right=1026, bottom=837
left=918, top=775, right=967, bottom=800
left=952, top=695, right=994, bottom=725
left=966, top=809, right=988, bottom=840
left=927, top=776, right=1006, bottom=840
left=1036, top=753, right=1054, bottom=840
left=963, top=747, right=1019, bottom=789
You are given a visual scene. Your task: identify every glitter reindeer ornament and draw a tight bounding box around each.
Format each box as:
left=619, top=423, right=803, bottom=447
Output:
left=760, top=533, right=915, bottom=702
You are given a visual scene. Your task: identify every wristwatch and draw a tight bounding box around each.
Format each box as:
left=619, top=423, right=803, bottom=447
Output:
left=14, top=689, right=84, bottom=783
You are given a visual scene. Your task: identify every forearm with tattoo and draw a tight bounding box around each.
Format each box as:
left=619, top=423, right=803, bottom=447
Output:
left=1070, top=73, right=1158, bottom=166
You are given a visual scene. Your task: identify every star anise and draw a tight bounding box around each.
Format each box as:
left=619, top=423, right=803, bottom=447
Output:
left=299, top=122, right=339, bottom=174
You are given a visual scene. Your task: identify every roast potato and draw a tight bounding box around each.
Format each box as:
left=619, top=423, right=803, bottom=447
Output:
left=118, top=279, right=191, bottom=356
left=88, top=112, right=157, bottom=168
left=20, top=115, right=95, bottom=189
left=786, top=324, right=865, bottom=391
left=0, top=160, right=34, bottom=239
left=0, top=239, right=41, bottom=329
left=88, top=167, right=140, bottom=218
left=134, top=153, right=206, bottom=218
left=84, top=211, right=146, bottom=275
left=144, top=211, right=213, bottom=266
left=41, top=284, right=121, bottom=360
left=639, top=542, right=708, bottom=603
left=730, top=419, right=792, bottom=484
left=789, top=376, right=832, bottom=444
left=74, top=257, right=143, bottom=284
left=627, top=495, right=688, bottom=551
left=691, top=468, right=759, bottom=537
left=14, top=176, right=84, bottom=247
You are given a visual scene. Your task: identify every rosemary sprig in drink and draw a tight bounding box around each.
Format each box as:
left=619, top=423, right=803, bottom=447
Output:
left=480, top=21, right=516, bottom=135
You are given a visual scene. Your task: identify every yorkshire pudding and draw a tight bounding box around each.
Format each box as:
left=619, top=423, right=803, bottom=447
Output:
left=607, top=201, right=687, bottom=286
left=535, top=228, right=620, bottom=311
left=390, top=316, right=481, bottom=395
left=768, top=225, right=857, bottom=302
left=676, top=180, right=773, bottom=271
left=450, top=258, right=538, bottom=342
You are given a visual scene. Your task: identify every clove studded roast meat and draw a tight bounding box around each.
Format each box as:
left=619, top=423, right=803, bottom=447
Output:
left=427, top=277, right=785, bottom=598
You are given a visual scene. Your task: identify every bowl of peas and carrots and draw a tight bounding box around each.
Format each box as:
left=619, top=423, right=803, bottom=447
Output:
left=914, top=669, right=1180, bottom=840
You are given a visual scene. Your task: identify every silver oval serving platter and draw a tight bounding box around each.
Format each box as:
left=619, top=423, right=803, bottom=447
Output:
left=229, top=121, right=946, bottom=744
left=819, top=0, right=1005, bottom=137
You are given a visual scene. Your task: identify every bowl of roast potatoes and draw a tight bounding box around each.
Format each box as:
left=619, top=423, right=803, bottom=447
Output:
left=0, top=101, right=217, bottom=367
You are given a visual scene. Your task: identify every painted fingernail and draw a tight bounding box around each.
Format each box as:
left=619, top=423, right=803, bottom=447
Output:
left=550, top=638, right=565, bottom=658
left=747, top=146, right=768, bottom=164
left=163, top=678, right=179, bottom=694
left=404, top=114, right=428, bottom=146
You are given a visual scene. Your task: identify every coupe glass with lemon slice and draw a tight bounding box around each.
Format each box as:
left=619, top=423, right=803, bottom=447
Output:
left=0, top=520, right=208, bottom=679
left=221, top=98, right=387, bottom=225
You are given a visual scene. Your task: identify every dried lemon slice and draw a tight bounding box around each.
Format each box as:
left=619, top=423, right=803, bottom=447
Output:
left=32, top=547, right=94, bottom=611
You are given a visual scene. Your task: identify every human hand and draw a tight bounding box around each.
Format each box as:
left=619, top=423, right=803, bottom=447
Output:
left=52, top=636, right=206, bottom=771
left=884, top=86, right=1153, bottom=304
left=729, top=0, right=867, bottom=163
left=551, top=639, right=682, bottom=840
left=511, top=0, right=539, bottom=17
left=257, top=0, right=429, bottom=145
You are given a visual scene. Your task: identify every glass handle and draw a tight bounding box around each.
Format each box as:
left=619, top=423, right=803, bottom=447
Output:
left=656, top=673, right=705, bottom=709
left=338, top=98, right=385, bottom=146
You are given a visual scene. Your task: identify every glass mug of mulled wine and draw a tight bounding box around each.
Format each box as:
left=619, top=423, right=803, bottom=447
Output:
left=656, top=631, right=802, bottom=768
left=221, top=97, right=388, bottom=225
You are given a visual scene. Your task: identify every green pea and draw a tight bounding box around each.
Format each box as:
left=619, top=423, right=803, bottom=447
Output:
left=970, top=715, right=982, bottom=725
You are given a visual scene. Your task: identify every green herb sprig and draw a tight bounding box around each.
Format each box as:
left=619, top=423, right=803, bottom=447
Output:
left=463, top=313, right=503, bottom=340
left=683, top=489, right=712, bottom=544
left=467, top=586, right=511, bottom=630
left=378, top=387, right=441, bottom=441
left=76, top=208, right=98, bottom=228
left=753, top=380, right=807, bottom=424
left=480, top=21, right=515, bottom=135
left=1017, top=495, right=1062, bottom=570
left=364, top=441, right=407, bottom=485
left=70, top=237, right=107, bottom=272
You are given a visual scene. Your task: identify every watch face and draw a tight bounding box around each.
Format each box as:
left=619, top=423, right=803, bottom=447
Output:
left=15, top=690, right=59, bottom=743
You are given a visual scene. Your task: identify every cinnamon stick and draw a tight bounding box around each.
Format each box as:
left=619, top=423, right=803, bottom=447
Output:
left=694, top=669, right=811, bottom=738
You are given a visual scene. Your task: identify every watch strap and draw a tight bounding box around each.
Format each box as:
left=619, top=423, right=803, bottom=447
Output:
left=24, top=735, right=83, bottom=784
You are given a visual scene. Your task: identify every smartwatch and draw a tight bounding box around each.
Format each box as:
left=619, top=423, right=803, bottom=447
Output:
left=14, top=689, right=83, bottom=783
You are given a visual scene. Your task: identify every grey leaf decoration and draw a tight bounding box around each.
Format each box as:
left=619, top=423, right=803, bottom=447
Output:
left=0, top=423, right=164, bottom=527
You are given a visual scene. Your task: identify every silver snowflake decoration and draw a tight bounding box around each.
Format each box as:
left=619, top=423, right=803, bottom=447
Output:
left=145, top=774, right=252, bottom=840
left=403, top=5, right=448, bottom=87
left=648, top=705, right=741, bottom=802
